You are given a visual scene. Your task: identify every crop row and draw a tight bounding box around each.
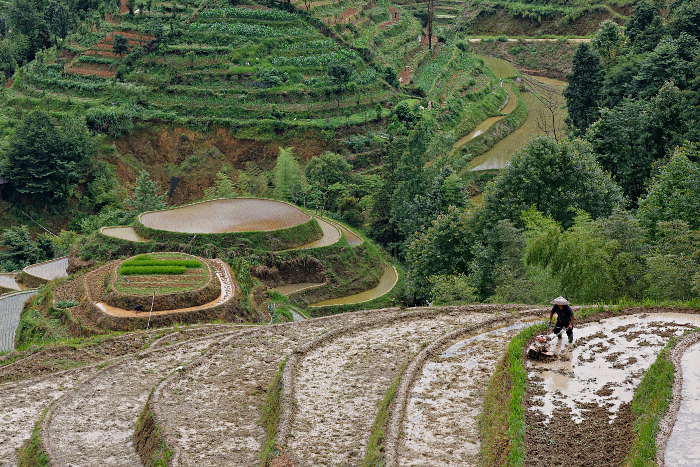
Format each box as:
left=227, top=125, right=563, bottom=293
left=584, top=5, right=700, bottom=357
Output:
left=414, top=45, right=454, bottom=91
left=271, top=49, right=357, bottom=67
left=121, top=259, right=202, bottom=268
left=281, top=38, right=337, bottom=50
left=188, top=22, right=309, bottom=37
left=198, top=7, right=297, bottom=20
left=119, top=265, right=186, bottom=275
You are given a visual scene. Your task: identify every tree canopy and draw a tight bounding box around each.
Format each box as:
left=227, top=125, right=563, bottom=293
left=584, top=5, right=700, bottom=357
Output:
left=2, top=110, right=92, bottom=209
left=481, top=136, right=624, bottom=229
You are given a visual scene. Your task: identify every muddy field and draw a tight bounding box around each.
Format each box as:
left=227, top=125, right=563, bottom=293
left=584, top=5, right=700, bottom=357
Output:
left=525, top=312, right=700, bottom=467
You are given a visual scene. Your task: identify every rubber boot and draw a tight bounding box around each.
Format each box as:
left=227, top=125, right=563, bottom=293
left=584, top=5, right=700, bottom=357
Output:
left=568, top=335, right=573, bottom=344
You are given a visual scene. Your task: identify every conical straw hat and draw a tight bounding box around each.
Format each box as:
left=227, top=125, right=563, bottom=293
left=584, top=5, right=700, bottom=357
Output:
left=550, top=296, right=570, bottom=305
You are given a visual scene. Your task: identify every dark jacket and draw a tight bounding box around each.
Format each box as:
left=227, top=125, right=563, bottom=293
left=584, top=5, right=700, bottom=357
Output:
left=551, top=305, right=573, bottom=324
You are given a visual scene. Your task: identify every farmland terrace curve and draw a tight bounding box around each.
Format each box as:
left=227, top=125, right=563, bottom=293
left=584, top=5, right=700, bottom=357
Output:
left=92, top=259, right=237, bottom=329
left=657, top=331, right=700, bottom=467
left=138, top=198, right=311, bottom=233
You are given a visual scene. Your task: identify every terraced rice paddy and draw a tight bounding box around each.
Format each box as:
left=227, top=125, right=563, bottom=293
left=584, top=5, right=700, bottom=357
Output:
left=310, top=264, right=398, bottom=307
left=0, top=274, right=20, bottom=292
left=5, top=305, right=700, bottom=466
left=23, top=256, right=69, bottom=281
left=454, top=83, right=516, bottom=148
left=100, top=226, right=147, bottom=242
left=299, top=217, right=340, bottom=249
left=0, top=291, right=39, bottom=353
left=471, top=76, right=567, bottom=171
left=139, top=198, right=310, bottom=233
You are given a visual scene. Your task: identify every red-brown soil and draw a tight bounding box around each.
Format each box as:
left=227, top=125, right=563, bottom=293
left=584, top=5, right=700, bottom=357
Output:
left=323, top=7, right=360, bottom=25
left=379, top=6, right=400, bottom=29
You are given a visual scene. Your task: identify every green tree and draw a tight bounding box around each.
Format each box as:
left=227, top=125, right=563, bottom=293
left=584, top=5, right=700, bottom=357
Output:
left=237, top=162, right=269, bottom=198
left=391, top=125, right=430, bottom=239
left=564, top=43, right=604, bottom=135
left=273, top=147, right=301, bottom=202
left=600, top=55, right=640, bottom=109
left=327, top=61, right=352, bottom=106
left=0, top=226, right=53, bottom=271
left=626, top=0, right=664, bottom=53
left=427, top=274, right=478, bottom=306
left=633, top=34, right=698, bottom=98
left=638, top=142, right=700, bottom=236
left=125, top=170, right=167, bottom=213
left=405, top=205, right=479, bottom=300
left=644, top=220, right=700, bottom=301
left=204, top=172, right=237, bottom=200
left=593, top=20, right=623, bottom=67
left=83, top=161, right=126, bottom=211
left=481, top=136, right=624, bottom=229
left=384, top=66, right=399, bottom=88
left=667, top=0, right=700, bottom=41
left=587, top=98, right=649, bottom=203
left=0, top=39, right=17, bottom=81
left=113, top=34, right=129, bottom=57
left=524, top=209, right=615, bottom=303
left=2, top=110, right=87, bottom=209
left=44, top=0, right=72, bottom=39
left=305, top=151, right=352, bottom=189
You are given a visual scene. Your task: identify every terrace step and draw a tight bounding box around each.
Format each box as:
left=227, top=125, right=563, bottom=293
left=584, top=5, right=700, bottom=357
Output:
left=284, top=309, right=513, bottom=464
left=0, top=365, right=101, bottom=466
left=41, top=334, right=224, bottom=467
left=150, top=308, right=404, bottom=465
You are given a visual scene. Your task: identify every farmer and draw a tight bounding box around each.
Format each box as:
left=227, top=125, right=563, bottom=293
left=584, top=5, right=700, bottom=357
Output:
left=549, top=296, right=574, bottom=344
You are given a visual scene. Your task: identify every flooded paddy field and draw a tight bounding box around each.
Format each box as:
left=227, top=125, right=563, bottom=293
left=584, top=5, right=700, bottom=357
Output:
left=525, top=313, right=700, bottom=467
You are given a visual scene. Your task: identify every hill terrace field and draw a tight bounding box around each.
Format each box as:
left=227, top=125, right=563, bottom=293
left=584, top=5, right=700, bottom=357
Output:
left=139, top=198, right=311, bottom=233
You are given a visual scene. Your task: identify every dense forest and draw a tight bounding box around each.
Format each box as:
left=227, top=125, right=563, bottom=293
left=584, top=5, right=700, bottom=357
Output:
left=0, top=0, right=699, bottom=306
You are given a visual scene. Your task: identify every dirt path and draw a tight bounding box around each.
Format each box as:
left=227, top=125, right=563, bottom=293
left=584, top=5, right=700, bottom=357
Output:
left=152, top=308, right=403, bottom=465
left=287, top=311, right=500, bottom=464
left=43, top=335, right=219, bottom=466
left=0, top=366, right=99, bottom=466
left=398, top=321, right=531, bottom=466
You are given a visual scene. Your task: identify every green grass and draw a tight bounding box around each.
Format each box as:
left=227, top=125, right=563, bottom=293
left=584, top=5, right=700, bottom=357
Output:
left=260, top=357, right=286, bottom=466
left=479, top=322, right=543, bottom=467
left=17, top=409, right=49, bottom=467
left=118, top=266, right=187, bottom=275
left=624, top=332, right=695, bottom=467
left=362, top=362, right=407, bottom=466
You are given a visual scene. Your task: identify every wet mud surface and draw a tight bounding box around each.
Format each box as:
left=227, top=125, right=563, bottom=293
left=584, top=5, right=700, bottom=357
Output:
left=399, top=321, right=531, bottom=466
left=289, top=312, right=499, bottom=465
left=525, top=312, right=700, bottom=467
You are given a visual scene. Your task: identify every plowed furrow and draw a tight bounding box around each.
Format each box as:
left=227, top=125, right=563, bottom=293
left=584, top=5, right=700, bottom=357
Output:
left=288, top=311, right=503, bottom=465
left=155, top=309, right=403, bottom=466
left=0, top=366, right=98, bottom=465
left=44, top=336, right=218, bottom=467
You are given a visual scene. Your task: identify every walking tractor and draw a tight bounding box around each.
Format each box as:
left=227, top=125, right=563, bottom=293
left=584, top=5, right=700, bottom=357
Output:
left=527, top=323, right=565, bottom=361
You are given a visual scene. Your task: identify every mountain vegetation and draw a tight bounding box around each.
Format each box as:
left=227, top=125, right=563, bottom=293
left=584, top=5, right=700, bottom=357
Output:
left=0, top=0, right=699, bottom=311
